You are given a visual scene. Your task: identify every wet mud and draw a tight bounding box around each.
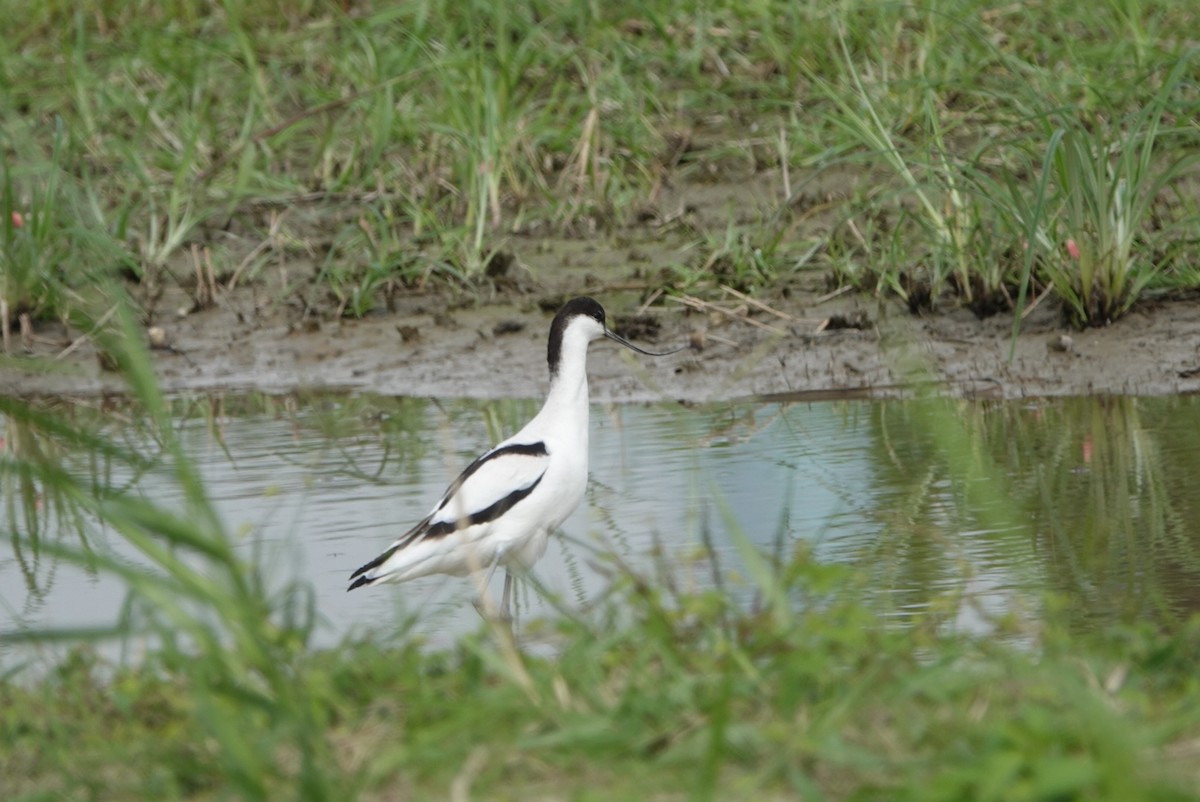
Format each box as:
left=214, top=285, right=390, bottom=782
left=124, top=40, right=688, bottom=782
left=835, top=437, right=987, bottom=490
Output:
left=5, top=278, right=1200, bottom=403
left=3, top=170, right=1199, bottom=402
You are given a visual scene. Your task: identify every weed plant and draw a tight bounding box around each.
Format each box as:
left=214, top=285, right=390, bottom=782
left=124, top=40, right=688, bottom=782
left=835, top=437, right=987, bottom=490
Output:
left=1039, top=61, right=1198, bottom=328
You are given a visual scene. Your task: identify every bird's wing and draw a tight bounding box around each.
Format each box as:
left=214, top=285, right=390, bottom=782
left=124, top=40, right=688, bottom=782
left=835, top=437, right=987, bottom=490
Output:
left=411, top=441, right=550, bottom=544
left=348, top=441, right=550, bottom=587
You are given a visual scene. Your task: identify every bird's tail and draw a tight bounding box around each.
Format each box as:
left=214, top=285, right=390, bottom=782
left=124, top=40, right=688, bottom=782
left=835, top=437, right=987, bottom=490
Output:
left=347, top=545, right=398, bottom=591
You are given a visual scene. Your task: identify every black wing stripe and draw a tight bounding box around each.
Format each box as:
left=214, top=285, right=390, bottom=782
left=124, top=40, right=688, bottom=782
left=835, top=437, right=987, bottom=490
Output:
left=347, top=472, right=542, bottom=589
left=436, top=441, right=548, bottom=511
left=425, top=472, right=545, bottom=540
left=347, top=441, right=550, bottom=588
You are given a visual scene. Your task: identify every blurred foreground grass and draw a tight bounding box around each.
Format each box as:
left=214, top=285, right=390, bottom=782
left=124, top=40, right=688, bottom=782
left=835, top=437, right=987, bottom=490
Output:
left=4, top=560, right=1200, bottom=801
left=2, top=300, right=1200, bottom=800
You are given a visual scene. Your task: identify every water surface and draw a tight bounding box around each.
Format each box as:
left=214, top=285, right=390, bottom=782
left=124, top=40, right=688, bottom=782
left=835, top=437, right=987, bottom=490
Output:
left=4, top=394, right=1200, bottom=657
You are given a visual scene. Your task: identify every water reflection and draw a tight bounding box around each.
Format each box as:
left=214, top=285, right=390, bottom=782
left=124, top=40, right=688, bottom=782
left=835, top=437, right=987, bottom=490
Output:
left=2, top=393, right=1199, bottom=655
left=1016, top=398, right=1200, bottom=625
left=2, top=399, right=156, bottom=615
left=864, top=397, right=1200, bottom=631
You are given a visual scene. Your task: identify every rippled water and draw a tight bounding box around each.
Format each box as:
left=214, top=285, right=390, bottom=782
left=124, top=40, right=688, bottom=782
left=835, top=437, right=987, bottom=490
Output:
left=4, top=394, right=1200, bottom=656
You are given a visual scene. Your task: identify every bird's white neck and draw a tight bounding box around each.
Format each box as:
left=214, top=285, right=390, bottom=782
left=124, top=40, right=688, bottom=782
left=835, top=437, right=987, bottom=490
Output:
left=528, top=327, right=592, bottom=444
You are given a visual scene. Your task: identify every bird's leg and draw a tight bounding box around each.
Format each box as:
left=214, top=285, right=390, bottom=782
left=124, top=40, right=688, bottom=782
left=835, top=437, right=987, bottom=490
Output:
left=501, top=571, right=514, bottom=622
left=471, top=551, right=508, bottom=621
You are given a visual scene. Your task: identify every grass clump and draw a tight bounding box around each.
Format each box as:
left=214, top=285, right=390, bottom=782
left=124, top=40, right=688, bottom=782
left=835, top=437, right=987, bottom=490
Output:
left=1039, top=80, right=1198, bottom=328
left=810, top=6, right=1200, bottom=323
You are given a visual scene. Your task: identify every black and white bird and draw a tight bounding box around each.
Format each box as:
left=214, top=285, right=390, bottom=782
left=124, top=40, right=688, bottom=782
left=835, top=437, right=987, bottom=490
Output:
left=348, top=297, right=679, bottom=619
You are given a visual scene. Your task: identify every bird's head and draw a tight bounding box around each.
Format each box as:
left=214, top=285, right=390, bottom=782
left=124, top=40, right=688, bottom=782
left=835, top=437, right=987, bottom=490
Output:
left=548, top=297, right=683, bottom=376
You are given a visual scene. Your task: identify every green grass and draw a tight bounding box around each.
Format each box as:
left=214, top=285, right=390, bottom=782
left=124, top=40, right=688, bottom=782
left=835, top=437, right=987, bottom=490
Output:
left=4, top=4, right=1200, bottom=795
left=1, top=0, right=1198, bottom=330
left=1039, top=59, right=1198, bottom=328
left=4, top=3, right=1200, bottom=794
left=4, top=531, right=1200, bottom=801
left=3, top=303, right=1200, bottom=799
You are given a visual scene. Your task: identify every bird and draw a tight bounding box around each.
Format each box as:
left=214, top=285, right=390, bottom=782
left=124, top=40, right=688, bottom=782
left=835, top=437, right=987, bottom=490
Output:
left=348, top=297, right=681, bottom=619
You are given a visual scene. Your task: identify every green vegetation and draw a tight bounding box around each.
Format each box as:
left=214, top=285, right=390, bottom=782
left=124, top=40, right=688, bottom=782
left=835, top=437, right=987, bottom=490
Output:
left=2, top=0, right=1198, bottom=333
left=4, top=324, right=1200, bottom=799
left=4, top=1, right=1200, bottom=797
left=6, top=574, right=1200, bottom=801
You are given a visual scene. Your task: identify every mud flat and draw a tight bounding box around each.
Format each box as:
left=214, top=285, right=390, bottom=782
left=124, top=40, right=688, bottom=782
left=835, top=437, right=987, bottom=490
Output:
left=4, top=281, right=1199, bottom=402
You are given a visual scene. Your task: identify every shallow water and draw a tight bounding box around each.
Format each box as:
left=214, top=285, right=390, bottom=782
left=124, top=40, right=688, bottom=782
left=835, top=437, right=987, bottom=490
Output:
left=3, top=394, right=1200, bottom=659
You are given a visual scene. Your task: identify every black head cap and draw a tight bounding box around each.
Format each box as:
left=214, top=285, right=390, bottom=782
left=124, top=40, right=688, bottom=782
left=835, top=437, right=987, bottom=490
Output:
left=547, top=297, right=606, bottom=375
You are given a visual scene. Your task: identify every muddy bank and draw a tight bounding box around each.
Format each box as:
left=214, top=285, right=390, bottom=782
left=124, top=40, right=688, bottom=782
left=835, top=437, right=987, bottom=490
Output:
left=5, top=164, right=1199, bottom=403
left=4, top=279, right=1199, bottom=402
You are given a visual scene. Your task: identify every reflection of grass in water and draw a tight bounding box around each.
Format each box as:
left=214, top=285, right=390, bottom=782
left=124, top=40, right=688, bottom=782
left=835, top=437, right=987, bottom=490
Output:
left=1023, top=398, right=1200, bottom=625
left=3, top=307, right=1200, bottom=797
left=1, top=396, right=160, bottom=609
left=860, top=396, right=1200, bottom=632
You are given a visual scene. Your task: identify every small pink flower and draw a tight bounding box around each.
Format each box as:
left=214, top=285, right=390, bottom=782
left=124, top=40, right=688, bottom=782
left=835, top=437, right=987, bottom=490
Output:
left=1066, top=238, right=1080, bottom=260
left=10, top=211, right=23, bottom=228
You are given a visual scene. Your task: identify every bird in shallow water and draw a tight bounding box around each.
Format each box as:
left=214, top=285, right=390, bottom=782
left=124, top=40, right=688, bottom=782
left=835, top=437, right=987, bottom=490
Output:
left=348, top=297, right=681, bottom=619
